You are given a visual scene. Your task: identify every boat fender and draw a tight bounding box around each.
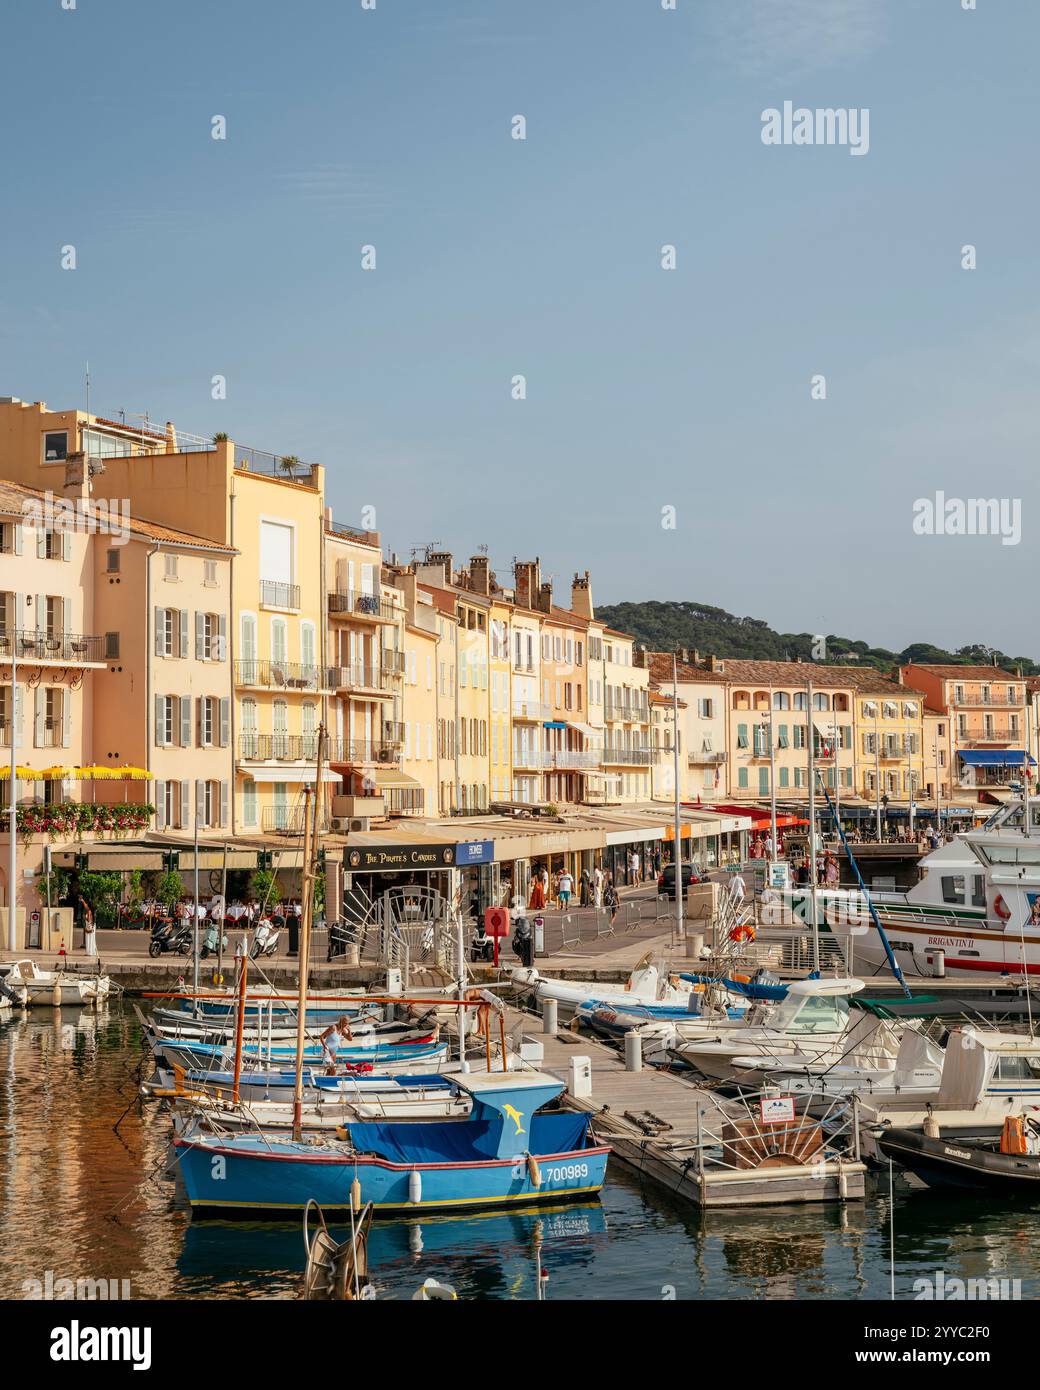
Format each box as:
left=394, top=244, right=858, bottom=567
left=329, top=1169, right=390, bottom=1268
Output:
left=335, top=1126, right=349, bottom=1141
left=350, top=1176, right=362, bottom=1214
left=923, top=1114, right=940, bottom=1139
left=408, top=1169, right=422, bottom=1205
left=994, top=894, right=1011, bottom=922
left=51, top=980, right=62, bottom=1007
left=526, top=1153, right=542, bottom=1188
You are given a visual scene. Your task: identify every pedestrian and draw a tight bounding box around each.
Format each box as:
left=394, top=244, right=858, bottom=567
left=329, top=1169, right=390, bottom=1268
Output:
left=605, top=877, right=620, bottom=927
left=78, top=896, right=97, bottom=957
left=318, top=1016, right=353, bottom=1075
left=824, top=855, right=839, bottom=887
left=729, top=871, right=747, bottom=907
left=558, top=868, right=573, bottom=910
left=579, top=868, right=591, bottom=907
left=529, top=869, right=546, bottom=912
left=592, top=862, right=604, bottom=910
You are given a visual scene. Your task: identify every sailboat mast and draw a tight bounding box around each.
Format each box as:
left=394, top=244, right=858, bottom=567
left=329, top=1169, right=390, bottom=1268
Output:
left=292, top=725, right=325, bottom=1142
left=807, top=678, right=820, bottom=974
left=7, top=597, right=17, bottom=952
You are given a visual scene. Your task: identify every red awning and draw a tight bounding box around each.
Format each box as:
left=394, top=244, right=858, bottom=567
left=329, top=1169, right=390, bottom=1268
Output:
left=688, top=802, right=808, bottom=827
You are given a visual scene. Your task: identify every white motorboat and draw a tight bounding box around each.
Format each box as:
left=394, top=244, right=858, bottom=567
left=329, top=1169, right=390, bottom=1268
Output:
left=5, top=959, right=111, bottom=1006
left=511, top=958, right=695, bottom=1021
left=857, top=1025, right=1040, bottom=1162
left=730, top=1021, right=944, bottom=1098
left=785, top=799, right=1040, bottom=980
left=668, top=977, right=870, bottom=1082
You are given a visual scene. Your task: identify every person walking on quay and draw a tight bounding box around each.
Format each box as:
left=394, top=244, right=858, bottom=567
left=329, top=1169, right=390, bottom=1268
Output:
left=528, top=869, right=546, bottom=912
left=592, top=862, right=604, bottom=909
left=558, top=868, right=573, bottom=910
left=579, top=868, right=591, bottom=907
left=729, top=870, right=747, bottom=912
left=824, top=854, right=839, bottom=888
left=604, top=875, right=620, bottom=928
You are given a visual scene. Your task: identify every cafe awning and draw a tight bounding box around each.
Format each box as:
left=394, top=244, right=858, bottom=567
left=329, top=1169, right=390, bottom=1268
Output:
left=957, top=750, right=1035, bottom=767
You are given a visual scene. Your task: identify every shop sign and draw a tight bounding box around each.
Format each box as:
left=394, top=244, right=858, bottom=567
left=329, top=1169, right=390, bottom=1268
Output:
left=344, top=843, right=456, bottom=872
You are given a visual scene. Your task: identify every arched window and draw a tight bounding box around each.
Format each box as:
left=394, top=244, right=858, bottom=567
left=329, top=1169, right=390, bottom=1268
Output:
left=772, top=692, right=790, bottom=711
left=813, top=693, right=830, bottom=711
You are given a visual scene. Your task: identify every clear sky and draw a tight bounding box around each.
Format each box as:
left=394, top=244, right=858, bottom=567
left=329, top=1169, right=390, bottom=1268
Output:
left=2, top=0, right=1037, bottom=655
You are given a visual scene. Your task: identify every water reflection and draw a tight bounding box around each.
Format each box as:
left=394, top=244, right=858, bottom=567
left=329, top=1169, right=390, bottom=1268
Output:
left=1, top=1003, right=1038, bottom=1300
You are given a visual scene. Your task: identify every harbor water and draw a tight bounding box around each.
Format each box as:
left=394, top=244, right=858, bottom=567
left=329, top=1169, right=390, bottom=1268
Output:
left=1, top=1002, right=1036, bottom=1302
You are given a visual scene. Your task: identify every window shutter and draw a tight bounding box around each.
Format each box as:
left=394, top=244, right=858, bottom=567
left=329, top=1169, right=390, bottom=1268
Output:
left=179, top=780, right=189, bottom=829
left=155, top=781, right=166, bottom=830
left=155, top=608, right=164, bottom=657
left=61, top=692, right=71, bottom=748
left=196, top=779, right=206, bottom=825
left=13, top=524, right=22, bottom=555
left=217, top=612, right=227, bottom=660
left=61, top=531, right=71, bottom=561
left=154, top=694, right=166, bottom=747
left=36, top=529, right=46, bottom=559
left=219, top=697, right=230, bottom=747
left=34, top=687, right=45, bottom=747
left=12, top=685, right=22, bottom=748
left=35, top=594, right=44, bottom=634
left=195, top=611, right=205, bottom=660
left=179, top=611, right=189, bottom=658
left=196, top=697, right=204, bottom=747
left=220, top=780, right=229, bottom=828
left=179, top=696, right=191, bottom=747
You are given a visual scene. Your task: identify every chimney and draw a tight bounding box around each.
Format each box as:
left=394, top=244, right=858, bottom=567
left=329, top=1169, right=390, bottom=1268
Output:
left=692, top=649, right=701, bottom=666
left=536, top=580, right=553, bottom=614
left=896, top=667, right=905, bottom=686
left=708, top=655, right=724, bottom=673
left=680, top=647, right=689, bottom=664
left=570, top=570, right=594, bottom=619
left=428, top=551, right=453, bottom=586
left=469, top=554, right=490, bottom=596
left=63, top=452, right=89, bottom=501
left=514, top=558, right=541, bottom=610
left=633, top=645, right=648, bottom=670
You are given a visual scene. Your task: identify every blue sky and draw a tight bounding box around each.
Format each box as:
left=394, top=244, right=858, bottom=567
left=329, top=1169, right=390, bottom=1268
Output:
left=2, top=0, right=1038, bottom=656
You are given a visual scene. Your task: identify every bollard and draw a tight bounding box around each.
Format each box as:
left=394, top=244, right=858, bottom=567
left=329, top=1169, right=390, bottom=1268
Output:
left=568, top=1055, right=593, bottom=1100
left=685, top=930, right=704, bottom=959
left=624, top=1029, right=643, bottom=1072
left=929, top=948, right=946, bottom=979
left=542, top=996, right=558, bottom=1036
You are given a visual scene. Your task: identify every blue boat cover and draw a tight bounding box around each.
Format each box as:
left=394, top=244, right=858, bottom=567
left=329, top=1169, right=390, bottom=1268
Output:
left=680, top=972, right=788, bottom=1003
left=348, top=1111, right=592, bottom=1164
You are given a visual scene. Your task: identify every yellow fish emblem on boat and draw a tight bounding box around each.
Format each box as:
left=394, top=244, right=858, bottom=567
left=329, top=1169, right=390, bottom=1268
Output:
left=502, top=1104, right=526, bottom=1136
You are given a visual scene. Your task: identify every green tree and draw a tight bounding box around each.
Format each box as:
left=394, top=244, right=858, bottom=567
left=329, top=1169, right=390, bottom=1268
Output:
left=76, top=870, right=124, bottom=927
left=251, top=867, right=280, bottom=908
left=155, top=868, right=185, bottom=911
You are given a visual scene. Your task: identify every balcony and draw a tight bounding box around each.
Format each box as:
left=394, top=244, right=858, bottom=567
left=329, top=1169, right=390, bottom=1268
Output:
left=512, top=700, right=547, bottom=721
left=328, top=591, right=397, bottom=624
left=549, top=749, right=601, bottom=770
left=331, top=664, right=397, bottom=695
left=382, top=721, right=405, bottom=745
left=604, top=702, right=650, bottom=724
left=601, top=746, right=652, bottom=766
left=235, top=658, right=330, bottom=692
left=381, top=650, right=407, bottom=676
left=239, top=733, right=323, bottom=762
left=688, top=751, right=726, bottom=766
left=954, top=693, right=1023, bottom=707
left=0, top=631, right=105, bottom=665
left=961, top=729, right=1021, bottom=746
left=261, top=806, right=329, bottom=834
left=259, top=580, right=300, bottom=611
left=326, top=739, right=401, bottom=766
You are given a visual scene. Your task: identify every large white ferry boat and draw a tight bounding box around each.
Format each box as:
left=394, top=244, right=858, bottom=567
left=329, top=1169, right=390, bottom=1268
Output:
left=786, top=800, right=1040, bottom=980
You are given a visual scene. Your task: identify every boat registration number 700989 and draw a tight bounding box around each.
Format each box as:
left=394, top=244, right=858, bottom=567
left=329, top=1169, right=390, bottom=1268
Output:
left=542, top=1163, right=590, bottom=1182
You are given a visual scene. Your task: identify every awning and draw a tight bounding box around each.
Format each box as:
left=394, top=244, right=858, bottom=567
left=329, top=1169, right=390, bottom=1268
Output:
left=243, top=768, right=342, bottom=784
left=957, top=750, right=1035, bottom=767
left=371, top=767, right=422, bottom=790
left=542, top=721, right=566, bottom=730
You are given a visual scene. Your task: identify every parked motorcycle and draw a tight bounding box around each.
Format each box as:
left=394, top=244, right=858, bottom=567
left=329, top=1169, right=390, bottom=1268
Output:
left=326, top=918, right=358, bottom=962
left=148, top=917, right=192, bottom=958
left=469, top=923, right=495, bottom=962
left=249, top=918, right=282, bottom=959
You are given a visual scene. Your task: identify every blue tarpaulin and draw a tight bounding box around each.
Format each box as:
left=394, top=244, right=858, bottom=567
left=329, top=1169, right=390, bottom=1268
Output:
left=349, top=1111, right=592, bottom=1164
left=957, top=750, right=1035, bottom=767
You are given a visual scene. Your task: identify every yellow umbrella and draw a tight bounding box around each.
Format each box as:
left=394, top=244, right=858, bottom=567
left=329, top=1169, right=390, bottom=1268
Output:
left=74, top=765, right=153, bottom=781
left=0, top=766, right=46, bottom=780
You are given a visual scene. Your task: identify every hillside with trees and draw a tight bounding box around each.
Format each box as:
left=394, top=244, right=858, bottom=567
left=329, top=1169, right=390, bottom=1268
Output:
left=596, top=601, right=1038, bottom=676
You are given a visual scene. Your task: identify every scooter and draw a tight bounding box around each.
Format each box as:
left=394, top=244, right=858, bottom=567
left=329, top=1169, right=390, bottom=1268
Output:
left=469, top=923, right=495, bottom=962
left=511, top=914, right=534, bottom=969
left=249, top=918, right=281, bottom=959
left=200, top=922, right=229, bottom=960
left=148, top=917, right=193, bottom=958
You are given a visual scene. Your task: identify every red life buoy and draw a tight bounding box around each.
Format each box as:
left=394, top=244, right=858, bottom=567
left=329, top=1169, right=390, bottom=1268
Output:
left=729, top=924, right=756, bottom=943
left=994, top=894, right=1011, bottom=922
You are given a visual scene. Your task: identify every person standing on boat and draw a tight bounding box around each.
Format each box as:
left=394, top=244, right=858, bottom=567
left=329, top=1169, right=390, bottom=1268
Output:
left=319, top=1016, right=353, bottom=1073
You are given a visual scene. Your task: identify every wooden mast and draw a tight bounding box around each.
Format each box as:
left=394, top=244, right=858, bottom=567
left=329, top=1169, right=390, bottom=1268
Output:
left=292, top=724, right=325, bottom=1141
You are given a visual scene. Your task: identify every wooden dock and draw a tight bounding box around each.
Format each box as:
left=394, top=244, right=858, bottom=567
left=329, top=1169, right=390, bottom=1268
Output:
left=498, top=1005, right=867, bottom=1209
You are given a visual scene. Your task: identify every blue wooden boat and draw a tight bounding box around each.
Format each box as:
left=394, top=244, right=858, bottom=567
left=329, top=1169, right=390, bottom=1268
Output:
left=174, top=1072, right=609, bottom=1217
left=182, top=1067, right=459, bottom=1103
left=155, top=1035, right=448, bottom=1074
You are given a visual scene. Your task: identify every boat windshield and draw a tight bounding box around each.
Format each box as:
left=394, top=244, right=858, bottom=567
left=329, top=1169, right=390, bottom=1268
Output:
left=772, top=994, right=850, bottom=1034
left=993, top=1054, right=1040, bottom=1081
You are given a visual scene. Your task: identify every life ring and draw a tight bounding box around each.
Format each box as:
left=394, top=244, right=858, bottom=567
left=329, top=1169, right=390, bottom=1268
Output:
left=729, top=924, right=757, bottom=943
left=994, top=894, right=1011, bottom=922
